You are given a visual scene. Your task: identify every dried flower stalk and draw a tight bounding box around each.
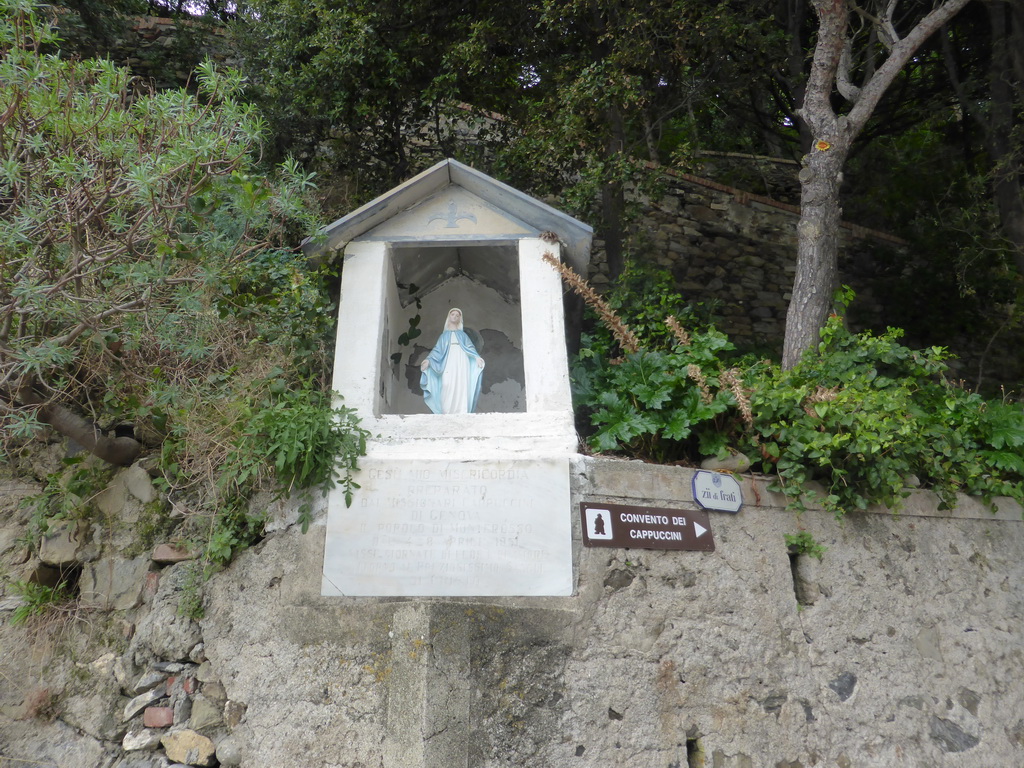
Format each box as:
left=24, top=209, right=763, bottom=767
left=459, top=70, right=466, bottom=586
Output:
left=542, top=251, right=640, bottom=355
left=802, top=385, right=839, bottom=418
left=720, top=368, right=754, bottom=429
left=665, top=315, right=691, bottom=347
left=807, top=385, right=839, bottom=403
left=687, top=364, right=713, bottom=405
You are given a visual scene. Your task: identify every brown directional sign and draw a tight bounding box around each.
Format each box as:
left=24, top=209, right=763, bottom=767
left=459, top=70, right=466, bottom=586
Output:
left=579, top=502, right=715, bottom=552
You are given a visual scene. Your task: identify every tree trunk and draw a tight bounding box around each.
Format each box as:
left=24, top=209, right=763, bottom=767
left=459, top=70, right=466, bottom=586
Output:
left=783, top=145, right=847, bottom=368
left=987, top=1, right=1024, bottom=272
left=601, top=104, right=627, bottom=279
left=993, top=174, right=1024, bottom=274
left=17, top=384, right=142, bottom=466
left=601, top=183, right=625, bottom=279
left=784, top=0, right=849, bottom=369
left=783, top=0, right=972, bottom=368
left=37, top=401, right=142, bottom=466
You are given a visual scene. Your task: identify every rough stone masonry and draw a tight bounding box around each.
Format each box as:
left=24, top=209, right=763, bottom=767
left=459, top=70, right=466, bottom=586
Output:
left=2, top=456, right=1022, bottom=767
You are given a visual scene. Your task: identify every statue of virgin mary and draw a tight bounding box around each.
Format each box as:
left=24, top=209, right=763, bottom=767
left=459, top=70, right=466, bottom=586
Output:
left=419, top=308, right=485, bottom=414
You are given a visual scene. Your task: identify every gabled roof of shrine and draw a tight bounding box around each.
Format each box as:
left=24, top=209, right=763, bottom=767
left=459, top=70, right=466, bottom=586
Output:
left=303, top=158, right=593, bottom=273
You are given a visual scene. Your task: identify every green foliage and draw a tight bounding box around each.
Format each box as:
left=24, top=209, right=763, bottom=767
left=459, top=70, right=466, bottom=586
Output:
left=784, top=531, right=827, bottom=561
left=9, top=580, right=73, bottom=626
left=228, top=387, right=368, bottom=514
left=490, top=1, right=744, bottom=258
left=572, top=263, right=740, bottom=462
left=842, top=110, right=1024, bottom=392
left=185, top=385, right=367, bottom=570
left=840, top=3, right=1024, bottom=395
left=201, top=498, right=264, bottom=569
left=21, top=456, right=112, bottom=548
left=216, top=242, right=337, bottom=380
left=0, top=3, right=318, bottom=453
left=1, top=4, right=369, bottom=573
left=747, top=312, right=1024, bottom=516
left=157, top=376, right=369, bottom=559
left=232, top=0, right=526, bottom=193
left=575, top=341, right=737, bottom=462
left=232, top=0, right=754, bottom=246
left=569, top=269, right=1024, bottom=518
left=587, top=262, right=722, bottom=352
left=503, top=1, right=735, bottom=167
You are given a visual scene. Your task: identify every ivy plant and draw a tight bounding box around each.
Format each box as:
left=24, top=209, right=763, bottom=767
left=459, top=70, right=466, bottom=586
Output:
left=556, top=259, right=1024, bottom=519
left=784, top=531, right=827, bottom=561
left=746, top=311, right=1024, bottom=516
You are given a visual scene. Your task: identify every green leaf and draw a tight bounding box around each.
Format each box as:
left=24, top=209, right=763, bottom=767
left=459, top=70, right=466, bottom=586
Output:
left=989, top=423, right=1024, bottom=450
left=984, top=451, right=1024, bottom=474
left=662, top=410, right=693, bottom=441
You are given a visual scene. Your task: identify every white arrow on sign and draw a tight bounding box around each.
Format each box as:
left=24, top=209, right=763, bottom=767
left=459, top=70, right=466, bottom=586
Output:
left=693, top=522, right=708, bottom=538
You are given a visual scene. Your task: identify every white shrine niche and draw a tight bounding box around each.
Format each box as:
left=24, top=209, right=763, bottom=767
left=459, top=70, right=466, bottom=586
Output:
left=306, top=159, right=592, bottom=597
left=384, top=242, right=525, bottom=415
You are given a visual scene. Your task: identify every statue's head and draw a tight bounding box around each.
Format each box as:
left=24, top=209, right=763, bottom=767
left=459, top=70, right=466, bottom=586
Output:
left=445, top=308, right=464, bottom=331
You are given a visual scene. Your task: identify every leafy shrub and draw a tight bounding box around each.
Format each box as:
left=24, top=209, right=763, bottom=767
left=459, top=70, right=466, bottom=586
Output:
left=554, top=259, right=1024, bottom=518
left=3, top=4, right=369, bottom=573
left=747, top=313, right=1024, bottom=516
left=584, top=261, right=721, bottom=352
left=234, top=388, right=367, bottom=496
left=574, top=333, right=739, bottom=462
left=550, top=258, right=746, bottom=463
left=156, top=376, right=369, bottom=565
left=226, top=385, right=369, bottom=538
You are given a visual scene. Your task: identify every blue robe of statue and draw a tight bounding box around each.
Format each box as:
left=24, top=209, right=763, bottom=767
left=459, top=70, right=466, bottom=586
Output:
left=420, top=330, right=485, bottom=414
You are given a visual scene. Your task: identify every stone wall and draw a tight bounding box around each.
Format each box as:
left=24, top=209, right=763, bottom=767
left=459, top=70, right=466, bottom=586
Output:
left=55, top=13, right=233, bottom=90
left=116, top=16, right=233, bottom=89
left=583, top=165, right=1024, bottom=389
left=588, top=169, right=896, bottom=350
left=2, top=456, right=1022, bottom=767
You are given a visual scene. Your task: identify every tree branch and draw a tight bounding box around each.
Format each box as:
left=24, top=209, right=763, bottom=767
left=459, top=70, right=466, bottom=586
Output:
left=799, top=0, right=850, bottom=135
left=845, top=0, right=973, bottom=137
left=836, top=38, right=862, bottom=102
left=17, top=382, right=141, bottom=466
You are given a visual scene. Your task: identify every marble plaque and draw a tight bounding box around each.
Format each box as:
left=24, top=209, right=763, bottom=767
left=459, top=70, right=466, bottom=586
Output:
left=322, top=458, right=572, bottom=596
